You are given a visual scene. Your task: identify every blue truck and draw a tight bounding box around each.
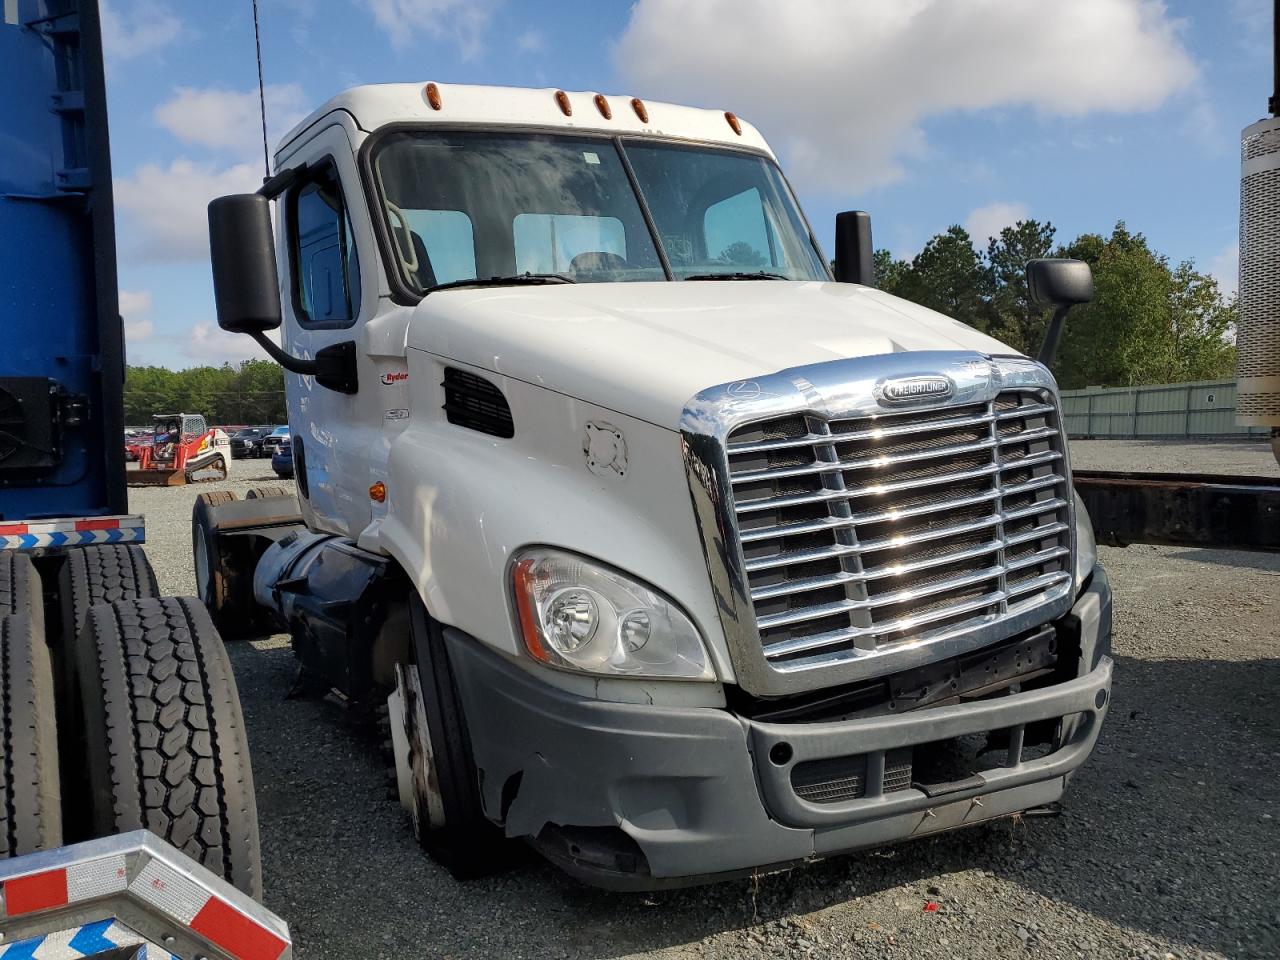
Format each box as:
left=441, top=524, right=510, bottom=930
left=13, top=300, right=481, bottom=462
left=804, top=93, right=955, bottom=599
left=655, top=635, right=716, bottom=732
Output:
left=0, top=2, right=288, bottom=955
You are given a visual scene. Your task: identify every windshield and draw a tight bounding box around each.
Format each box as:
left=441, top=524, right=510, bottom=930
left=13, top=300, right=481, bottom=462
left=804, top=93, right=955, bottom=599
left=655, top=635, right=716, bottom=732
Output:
left=370, top=131, right=828, bottom=293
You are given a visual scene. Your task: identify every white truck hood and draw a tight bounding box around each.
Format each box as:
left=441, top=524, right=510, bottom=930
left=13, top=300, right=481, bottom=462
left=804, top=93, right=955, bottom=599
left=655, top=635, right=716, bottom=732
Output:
left=407, top=280, right=1017, bottom=429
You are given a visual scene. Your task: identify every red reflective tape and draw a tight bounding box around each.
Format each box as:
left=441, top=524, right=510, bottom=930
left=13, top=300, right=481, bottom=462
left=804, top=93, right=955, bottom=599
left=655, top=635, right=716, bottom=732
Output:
left=0, top=523, right=29, bottom=535
left=190, top=897, right=288, bottom=960
left=5, top=868, right=69, bottom=915
left=74, top=518, right=118, bottom=531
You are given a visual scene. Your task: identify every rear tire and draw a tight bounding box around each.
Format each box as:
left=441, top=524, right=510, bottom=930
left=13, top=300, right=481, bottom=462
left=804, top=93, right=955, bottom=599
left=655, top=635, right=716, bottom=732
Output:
left=244, top=486, right=291, bottom=500
left=0, top=612, right=62, bottom=857
left=1, top=551, right=44, bottom=630
left=75, top=596, right=262, bottom=897
left=192, top=494, right=254, bottom=640
left=410, top=597, right=509, bottom=879
left=58, top=544, right=160, bottom=648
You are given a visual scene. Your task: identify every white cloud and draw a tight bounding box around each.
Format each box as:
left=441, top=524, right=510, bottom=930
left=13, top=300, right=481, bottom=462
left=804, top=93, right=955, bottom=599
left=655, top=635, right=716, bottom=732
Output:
left=363, top=0, right=500, bottom=59
left=115, top=160, right=260, bottom=262
left=517, top=28, right=545, bottom=53
left=616, top=0, right=1198, bottom=192
left=100, top=0, right=184, bottom=60
left=119, top=289, right=154, bottom=340
left=154, top=85, right=310, bottom=158
left=118, top=289, right=153, bottom=319
left=965, top=201, right=1030, bottom=248
left=184, top=324, right=280, bottom=365
left=1208, top=241, right=1239, bottom=299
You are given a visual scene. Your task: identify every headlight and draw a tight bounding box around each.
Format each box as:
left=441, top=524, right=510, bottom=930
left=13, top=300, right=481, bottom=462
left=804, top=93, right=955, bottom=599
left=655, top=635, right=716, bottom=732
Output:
left=511, top=548, right=714, bottom=680
left=1073, top=490, right=1097, bottom=590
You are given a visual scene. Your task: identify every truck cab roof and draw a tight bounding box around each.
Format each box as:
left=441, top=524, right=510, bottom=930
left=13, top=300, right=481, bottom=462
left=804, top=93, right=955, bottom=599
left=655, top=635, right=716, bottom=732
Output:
left=276, top=82, right=773, bottom=159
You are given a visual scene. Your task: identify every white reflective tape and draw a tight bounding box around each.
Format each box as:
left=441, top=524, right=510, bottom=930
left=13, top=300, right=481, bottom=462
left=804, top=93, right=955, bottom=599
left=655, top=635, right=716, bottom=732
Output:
left=66, top=854, right=128, bottom=902
left=3, top=0, right=17, bottom=26
left=129, top=859, right=208, bottom=925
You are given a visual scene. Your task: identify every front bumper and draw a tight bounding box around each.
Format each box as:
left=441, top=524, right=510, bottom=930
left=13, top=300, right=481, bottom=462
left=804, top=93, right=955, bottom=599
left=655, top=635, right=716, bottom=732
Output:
left=450, top=565, right=1113, bottom=889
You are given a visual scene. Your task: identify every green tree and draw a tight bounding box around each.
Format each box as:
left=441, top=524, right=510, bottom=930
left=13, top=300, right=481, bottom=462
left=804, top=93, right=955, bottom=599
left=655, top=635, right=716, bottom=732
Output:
left=986, top=219, right=1057, bottom=354
left=894, top=226, right=991, bottom=332
left=873, top=248, right=911, bottom=296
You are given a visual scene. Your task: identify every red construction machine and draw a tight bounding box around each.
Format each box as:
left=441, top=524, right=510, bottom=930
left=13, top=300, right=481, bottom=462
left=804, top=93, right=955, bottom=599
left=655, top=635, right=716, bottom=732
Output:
left=129, top=413, right=230, bottom=486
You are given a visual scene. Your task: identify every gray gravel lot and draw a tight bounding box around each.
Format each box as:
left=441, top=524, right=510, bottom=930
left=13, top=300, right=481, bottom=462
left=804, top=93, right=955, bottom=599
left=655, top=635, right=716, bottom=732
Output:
left=133, top=444, right=1279, bottom=959
left=1070, top=438, right=1276, bottom=476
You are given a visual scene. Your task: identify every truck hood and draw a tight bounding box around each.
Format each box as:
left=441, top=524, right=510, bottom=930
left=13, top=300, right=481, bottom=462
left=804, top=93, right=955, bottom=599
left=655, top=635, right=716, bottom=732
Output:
left=407, top=281, right=1016, bottom=429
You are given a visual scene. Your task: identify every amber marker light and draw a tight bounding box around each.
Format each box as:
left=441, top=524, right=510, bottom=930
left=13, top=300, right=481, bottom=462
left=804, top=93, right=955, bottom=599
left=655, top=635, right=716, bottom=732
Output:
left=593, top=94, right=612, bottom=119
left=724, top=111, right=743, bottom=135
left=424, top=82, right=442, bottom=110
left=369, top=481, right=386, bottom=503
left=631, top=97, right=649, bottom=123
left=512, top=558, right=553, bottom=664
left=555, top=89, right=572, bottom=116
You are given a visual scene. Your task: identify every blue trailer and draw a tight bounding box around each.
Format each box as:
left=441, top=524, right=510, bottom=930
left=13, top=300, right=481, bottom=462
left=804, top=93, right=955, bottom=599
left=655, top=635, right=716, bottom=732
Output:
left=0, top=4, right=282, bottom=955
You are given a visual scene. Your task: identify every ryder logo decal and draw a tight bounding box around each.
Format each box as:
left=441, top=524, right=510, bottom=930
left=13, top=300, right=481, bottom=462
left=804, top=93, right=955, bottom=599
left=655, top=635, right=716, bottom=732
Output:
left=380, top=371, right=409, bottom=386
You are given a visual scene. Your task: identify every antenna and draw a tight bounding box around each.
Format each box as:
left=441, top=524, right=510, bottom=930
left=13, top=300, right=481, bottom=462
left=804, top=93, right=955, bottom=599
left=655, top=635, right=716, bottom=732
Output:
left=252, top=0, right=271, bottom=179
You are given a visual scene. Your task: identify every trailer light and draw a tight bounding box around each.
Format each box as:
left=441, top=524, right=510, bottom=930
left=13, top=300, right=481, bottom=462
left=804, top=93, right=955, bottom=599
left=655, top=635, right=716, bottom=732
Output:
left=512, top=548, right=713, bottom=680
left=424, top=82, right=443, bottom=110
left=631, top=97, right=649, bottom=123
left=555, top=89, right=572, bottom=116
left=593, top=94, right=612, bottom=119
left=369, top=481, right=386, bottom=503
left=724, top=111, right=742, bottom=135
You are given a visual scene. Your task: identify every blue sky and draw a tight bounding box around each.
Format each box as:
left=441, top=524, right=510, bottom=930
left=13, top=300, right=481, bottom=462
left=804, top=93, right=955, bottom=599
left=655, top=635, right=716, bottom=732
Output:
left=102, top=0, right=1272, bottom=368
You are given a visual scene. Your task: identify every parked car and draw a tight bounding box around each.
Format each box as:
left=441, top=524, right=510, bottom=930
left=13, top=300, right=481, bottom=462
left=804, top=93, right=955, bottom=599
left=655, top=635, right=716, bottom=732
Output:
left=271, top=435, right=293, bottom=478
left=261, top=424, right=290, bottom=455
left=230, top=425, right=274, bottom=459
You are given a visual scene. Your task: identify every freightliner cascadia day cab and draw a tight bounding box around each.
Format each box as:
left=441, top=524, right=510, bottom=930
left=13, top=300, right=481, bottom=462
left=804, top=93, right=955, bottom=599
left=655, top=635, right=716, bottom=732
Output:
left=199, top=82, right=1113, bottom=888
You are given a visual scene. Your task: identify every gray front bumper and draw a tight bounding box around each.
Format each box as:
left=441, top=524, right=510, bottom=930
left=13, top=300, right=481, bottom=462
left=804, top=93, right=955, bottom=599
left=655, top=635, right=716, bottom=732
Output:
left=449, top=566, right=1113, bottom=888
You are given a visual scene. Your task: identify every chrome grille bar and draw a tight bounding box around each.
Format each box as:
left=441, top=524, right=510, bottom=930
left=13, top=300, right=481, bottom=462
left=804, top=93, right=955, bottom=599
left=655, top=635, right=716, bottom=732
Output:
left=680, top=352, right=1077, bottom=697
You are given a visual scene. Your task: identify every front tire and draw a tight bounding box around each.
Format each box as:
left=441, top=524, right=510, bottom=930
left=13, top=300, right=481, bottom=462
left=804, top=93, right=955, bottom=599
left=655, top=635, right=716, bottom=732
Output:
left=75, top=596, right=262, bottom=897
left=409, top=597, right=508, bottom=879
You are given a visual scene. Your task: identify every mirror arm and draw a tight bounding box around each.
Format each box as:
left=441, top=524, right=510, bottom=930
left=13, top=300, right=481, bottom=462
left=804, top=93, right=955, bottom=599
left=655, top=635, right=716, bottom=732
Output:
left=1037, top=304, right=1073, bottom=368
left=249, top=331, right=317, bottom=375
left=258, top=164, right=307, bottom=200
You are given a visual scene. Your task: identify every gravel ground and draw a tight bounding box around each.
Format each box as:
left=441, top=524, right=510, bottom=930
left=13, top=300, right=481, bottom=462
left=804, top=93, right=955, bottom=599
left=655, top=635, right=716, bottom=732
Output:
left=133, top=450, right=1279, bottom=960
left=1069, top=439, right=1276, bottom=476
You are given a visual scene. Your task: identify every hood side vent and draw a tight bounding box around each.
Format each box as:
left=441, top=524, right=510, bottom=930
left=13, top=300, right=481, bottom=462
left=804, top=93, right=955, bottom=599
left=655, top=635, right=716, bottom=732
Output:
left=442, top=367, right=514, bottom=438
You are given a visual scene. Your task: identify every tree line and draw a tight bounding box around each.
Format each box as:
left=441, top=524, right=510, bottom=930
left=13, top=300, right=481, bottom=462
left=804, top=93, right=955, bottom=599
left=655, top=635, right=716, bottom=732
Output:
left=873, top=219, right=1236, bottom=390
left=127, top=218, right=1233, bottom=422
left=124, top=359, right=286, bottom=427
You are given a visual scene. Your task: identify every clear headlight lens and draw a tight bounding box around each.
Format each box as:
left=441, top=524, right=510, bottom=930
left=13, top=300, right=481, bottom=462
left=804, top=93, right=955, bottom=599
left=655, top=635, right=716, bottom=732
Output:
left=1073, top=489, right=1098, bottom=590
left=512, top=548, right=714, bottom=680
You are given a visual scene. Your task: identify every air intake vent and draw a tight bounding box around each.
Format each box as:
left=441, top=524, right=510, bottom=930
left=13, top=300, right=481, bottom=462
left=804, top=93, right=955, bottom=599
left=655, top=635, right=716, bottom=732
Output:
left=442, top=368, right=514, bottom=438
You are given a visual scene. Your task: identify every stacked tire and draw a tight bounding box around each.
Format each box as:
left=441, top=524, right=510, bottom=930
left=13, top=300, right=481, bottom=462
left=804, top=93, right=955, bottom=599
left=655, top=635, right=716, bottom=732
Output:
left=0, top=546, right=263, bottom=899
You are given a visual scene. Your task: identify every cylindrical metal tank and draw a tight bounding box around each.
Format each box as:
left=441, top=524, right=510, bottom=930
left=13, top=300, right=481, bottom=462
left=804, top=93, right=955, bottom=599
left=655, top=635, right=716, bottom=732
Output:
left=1238, top=116, right=1280, bottom=465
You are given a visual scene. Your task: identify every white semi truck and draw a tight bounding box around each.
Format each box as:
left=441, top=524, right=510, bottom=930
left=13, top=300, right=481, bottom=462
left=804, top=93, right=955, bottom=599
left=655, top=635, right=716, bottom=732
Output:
left=198, top=82, right=1114, bottom=888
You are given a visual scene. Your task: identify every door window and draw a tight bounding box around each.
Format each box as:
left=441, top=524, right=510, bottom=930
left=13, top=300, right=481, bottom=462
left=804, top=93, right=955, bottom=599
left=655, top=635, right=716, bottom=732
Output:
left=513, top=213, right=626, bottom=276
left=290, top=164, right=362, bottom=327
left=704, top=188, right=776, bottom=269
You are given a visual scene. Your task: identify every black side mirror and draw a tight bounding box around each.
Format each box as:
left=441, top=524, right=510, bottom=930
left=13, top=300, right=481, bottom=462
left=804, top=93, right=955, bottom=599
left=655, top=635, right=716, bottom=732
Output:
left=833, top=210, right=875, bottom=286
left=208, top=194, right=282, bottom=334
left=1026, top=258, right=1093, bottom=367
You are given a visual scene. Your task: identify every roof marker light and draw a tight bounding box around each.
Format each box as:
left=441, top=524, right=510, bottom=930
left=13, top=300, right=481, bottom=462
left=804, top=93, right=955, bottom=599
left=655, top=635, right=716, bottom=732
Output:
left=555, top=89, right=572, bottom=116
left=593, top=94, right=612, bottom=119
left=631, top=97, right=649, bottom=123
left=725, top=111, right=743, bottom=135
left=424, top=82, right=442, bottom=110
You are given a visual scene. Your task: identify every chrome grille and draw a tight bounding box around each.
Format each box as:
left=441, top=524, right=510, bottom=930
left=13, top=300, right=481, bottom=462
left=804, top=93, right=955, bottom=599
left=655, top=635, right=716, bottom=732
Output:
left=725, top=389, right=1072, bottom=670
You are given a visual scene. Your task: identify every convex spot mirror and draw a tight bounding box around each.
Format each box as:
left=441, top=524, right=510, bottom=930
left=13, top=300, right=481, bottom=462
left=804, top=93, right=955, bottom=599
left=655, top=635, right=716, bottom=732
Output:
left=208, top=194, right=283, bottom=334
left=1026, top=258, right=1094, bottom=308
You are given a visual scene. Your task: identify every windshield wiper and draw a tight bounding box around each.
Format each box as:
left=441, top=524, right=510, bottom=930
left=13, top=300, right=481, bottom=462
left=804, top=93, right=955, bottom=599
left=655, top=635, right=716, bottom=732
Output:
left=683, top=271, right=790, bottom=281
left=425, top=273, right=576, bottom=294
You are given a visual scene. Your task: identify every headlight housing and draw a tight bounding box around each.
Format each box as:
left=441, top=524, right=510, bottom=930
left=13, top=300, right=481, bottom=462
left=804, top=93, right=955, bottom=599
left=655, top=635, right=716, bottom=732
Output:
left=511, top=548, right=714, bottom=680
left=1073, top=489, right=1098, bottom=590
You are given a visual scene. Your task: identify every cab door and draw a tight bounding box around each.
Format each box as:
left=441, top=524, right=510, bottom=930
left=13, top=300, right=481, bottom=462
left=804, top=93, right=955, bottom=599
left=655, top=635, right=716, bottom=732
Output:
left=277, top=124, right=385, bottom=539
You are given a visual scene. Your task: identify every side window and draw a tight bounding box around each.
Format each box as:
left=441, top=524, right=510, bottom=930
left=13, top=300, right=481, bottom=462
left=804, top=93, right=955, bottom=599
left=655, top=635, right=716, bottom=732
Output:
left=290, top=164, right=362, bottom=327
left=513, top=213, right=626, bottom=275
left=704, top=188, right=775, bottom=268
